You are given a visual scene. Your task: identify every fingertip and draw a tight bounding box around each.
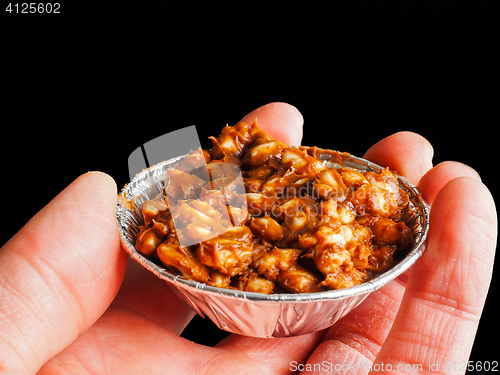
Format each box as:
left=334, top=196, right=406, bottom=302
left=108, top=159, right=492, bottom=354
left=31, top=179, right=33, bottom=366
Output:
left=414, top=176, right=497, bottom=308
left=239, top=102, right=304, bottom=145
left=363, top=131, right=434, bottom=185
left=418, top=176, right=497, bottom=295
left=431, top=176, right=496, bottom=236
left=77, top=171, right=117, bottom=194
left=418, top=161, right=482, bottom=205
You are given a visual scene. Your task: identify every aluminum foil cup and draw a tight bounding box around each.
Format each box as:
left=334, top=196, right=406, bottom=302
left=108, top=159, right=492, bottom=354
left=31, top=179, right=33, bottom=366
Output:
left=116, top=150, right=430, bottom=338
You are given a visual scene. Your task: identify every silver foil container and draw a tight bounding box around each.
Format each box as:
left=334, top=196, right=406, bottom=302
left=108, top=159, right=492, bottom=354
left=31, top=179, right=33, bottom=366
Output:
left=116, top=150, right=430, bottom=338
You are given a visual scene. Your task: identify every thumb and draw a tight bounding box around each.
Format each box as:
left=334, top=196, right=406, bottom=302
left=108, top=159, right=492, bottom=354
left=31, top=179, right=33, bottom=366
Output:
left=0, top=172, right=127, bottom=374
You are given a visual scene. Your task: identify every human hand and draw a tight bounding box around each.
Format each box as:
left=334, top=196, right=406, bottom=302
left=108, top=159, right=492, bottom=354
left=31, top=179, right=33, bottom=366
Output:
left=0, top=103, right=496, bottom=374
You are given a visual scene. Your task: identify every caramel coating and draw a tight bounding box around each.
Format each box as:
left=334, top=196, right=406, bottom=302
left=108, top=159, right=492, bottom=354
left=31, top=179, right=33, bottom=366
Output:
left=135, top=120, right=412, bottom=293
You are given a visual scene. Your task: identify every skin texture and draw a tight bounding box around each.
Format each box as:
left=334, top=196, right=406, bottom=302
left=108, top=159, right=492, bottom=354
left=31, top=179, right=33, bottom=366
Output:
left=0, top=102, right=496, bottom=375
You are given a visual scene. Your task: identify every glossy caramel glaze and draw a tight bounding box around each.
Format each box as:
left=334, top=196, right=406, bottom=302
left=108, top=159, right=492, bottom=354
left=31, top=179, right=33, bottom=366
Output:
left=135, top=120, right=412, bottom=293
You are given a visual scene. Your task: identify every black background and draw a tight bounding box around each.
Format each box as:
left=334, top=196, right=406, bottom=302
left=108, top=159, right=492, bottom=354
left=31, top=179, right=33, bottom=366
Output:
left=2, top=0, right=497, bottom=367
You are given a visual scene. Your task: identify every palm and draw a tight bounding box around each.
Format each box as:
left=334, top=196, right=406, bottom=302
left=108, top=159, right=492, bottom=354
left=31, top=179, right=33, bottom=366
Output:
left=1, top=103, right=495, bottom=375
